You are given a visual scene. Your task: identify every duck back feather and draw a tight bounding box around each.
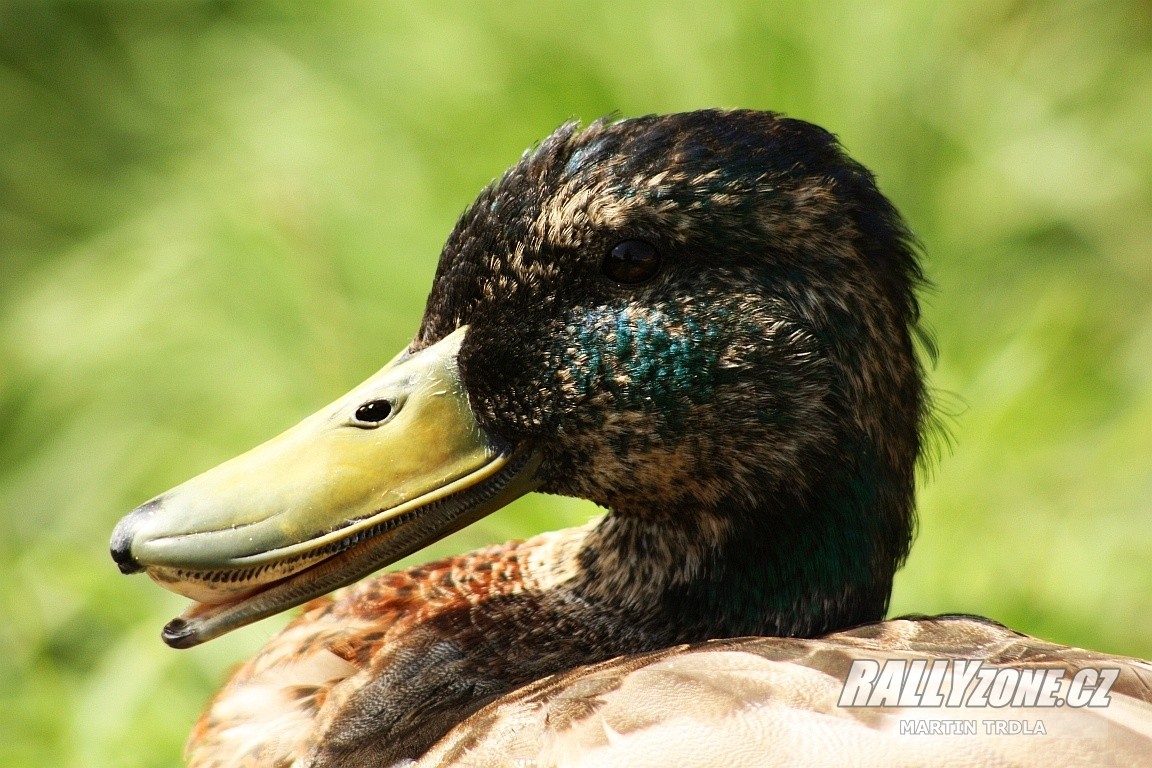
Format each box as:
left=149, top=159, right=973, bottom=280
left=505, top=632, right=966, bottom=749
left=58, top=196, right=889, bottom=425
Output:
left=418, top=616, right=1152, bottom=768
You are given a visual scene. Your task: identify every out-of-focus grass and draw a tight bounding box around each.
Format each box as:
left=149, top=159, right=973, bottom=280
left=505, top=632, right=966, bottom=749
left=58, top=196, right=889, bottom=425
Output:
left=1, top=2, right=1149, bottom=766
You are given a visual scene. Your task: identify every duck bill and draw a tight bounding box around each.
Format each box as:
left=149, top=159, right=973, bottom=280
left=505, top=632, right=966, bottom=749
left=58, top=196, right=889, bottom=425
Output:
left=109, top=326, right=542, bottom=648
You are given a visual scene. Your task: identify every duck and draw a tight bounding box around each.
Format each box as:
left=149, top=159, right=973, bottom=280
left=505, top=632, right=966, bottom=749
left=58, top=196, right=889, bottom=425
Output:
left=109, top=109, right=1152, bottom=767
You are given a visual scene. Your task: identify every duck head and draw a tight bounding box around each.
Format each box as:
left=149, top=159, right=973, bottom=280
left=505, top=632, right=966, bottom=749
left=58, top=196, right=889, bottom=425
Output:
left=111, top=110, right=929, bottom=648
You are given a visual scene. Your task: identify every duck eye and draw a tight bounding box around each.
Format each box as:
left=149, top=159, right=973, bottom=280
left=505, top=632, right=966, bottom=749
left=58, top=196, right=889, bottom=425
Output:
left=353, top=399, right=393, bottom=427
left=601, top=240, right=661, bottom=284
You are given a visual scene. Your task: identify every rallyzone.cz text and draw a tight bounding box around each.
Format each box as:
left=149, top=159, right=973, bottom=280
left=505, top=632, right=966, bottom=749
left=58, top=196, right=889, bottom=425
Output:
left=838, top=659, right=1118, bottom=708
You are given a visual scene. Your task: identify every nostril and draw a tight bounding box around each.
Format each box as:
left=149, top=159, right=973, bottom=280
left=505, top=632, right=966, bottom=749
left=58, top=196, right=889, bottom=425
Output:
left=353, top=399, right=394, bottom=427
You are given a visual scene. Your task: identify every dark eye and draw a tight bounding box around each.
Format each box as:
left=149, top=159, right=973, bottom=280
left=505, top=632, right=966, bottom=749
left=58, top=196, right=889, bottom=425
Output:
left=353, top=399, right=393, bottom=426
left=601, top=240, right=661, bottom=284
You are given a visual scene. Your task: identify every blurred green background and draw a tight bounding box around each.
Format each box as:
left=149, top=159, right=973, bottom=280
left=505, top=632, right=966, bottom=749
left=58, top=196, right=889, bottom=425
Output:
left=1, top=1, right=1149, bottom=765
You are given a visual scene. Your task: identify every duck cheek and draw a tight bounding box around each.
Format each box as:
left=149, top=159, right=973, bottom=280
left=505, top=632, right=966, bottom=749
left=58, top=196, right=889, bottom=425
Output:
left=533, top=406, right=716, bottom=514
left=455, top=320, right=572, bottom=443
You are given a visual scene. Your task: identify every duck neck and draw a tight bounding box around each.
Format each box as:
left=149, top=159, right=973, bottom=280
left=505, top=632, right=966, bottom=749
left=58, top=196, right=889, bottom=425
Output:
left=568, top=479, right=905, bottom=641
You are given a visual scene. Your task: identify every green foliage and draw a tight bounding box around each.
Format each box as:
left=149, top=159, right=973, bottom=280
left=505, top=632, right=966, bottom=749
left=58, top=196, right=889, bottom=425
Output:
left=2, top=1, right=1150, bottom=765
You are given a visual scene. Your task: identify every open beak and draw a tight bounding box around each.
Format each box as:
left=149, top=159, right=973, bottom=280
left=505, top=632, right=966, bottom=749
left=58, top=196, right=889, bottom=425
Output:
left=109, top=326, right=542, bottom=648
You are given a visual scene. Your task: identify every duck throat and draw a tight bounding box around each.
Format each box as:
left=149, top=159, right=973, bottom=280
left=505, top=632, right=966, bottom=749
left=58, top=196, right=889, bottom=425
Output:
left=567, top=480, right=907, bottom=641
